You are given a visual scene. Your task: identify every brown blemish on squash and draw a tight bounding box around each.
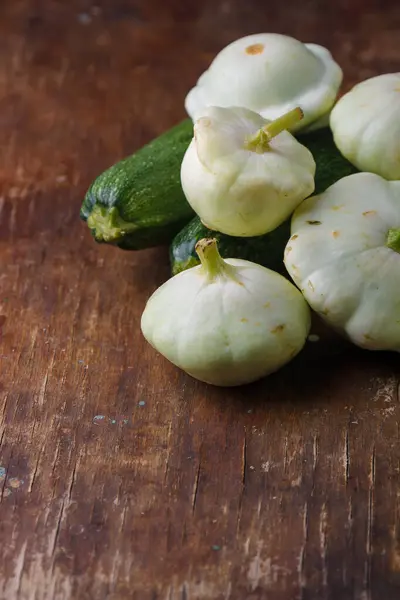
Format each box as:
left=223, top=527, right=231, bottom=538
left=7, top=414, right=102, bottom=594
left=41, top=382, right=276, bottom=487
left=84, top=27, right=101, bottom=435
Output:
left=200, top=117, right=211, bottom=128
left=307, top=220, right=322, bottom=225
left=286, top=246, right=292, bottom=254
left=240, top=317, right=248, bottom=323
left=245, top=43, right=265, bottom=55
left=263, top=302, right=271, bottom=308
left=331, top=204, right=344, bottom=211
left=332, top=230, right=340, bottom=238
left=194, top=118, right=211, bottom=141
left=363, top=210, right=377, bottom=216
left=271, top=324, right=285, bottom=334
left=291, top=235, right=299, bottom=241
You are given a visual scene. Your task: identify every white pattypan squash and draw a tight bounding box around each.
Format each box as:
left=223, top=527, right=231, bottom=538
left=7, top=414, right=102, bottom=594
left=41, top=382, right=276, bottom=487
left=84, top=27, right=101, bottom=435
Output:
left=284, top=172, right=400, bottom=352
left=180, top=106, right=316, bottom=237
left=141, top=239, right=311, bottom=387
left=185, top=33, right=342, bottom=133
left=330, top=73, right=400, bottom=180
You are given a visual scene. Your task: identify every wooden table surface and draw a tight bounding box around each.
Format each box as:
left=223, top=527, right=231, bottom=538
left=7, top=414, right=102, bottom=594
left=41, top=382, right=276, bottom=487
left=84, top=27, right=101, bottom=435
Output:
left=1, top=1, right=400, bottom=598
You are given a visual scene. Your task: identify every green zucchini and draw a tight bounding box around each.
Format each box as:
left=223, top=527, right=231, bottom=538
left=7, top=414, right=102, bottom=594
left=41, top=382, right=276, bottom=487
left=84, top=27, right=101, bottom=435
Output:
left=81, top=119, right=194, bottom=250
left=299, top=128, right=358, bottom=195
left=170, top=218, right=291, bottom=275
left=170, top=128, right=358, bottom=274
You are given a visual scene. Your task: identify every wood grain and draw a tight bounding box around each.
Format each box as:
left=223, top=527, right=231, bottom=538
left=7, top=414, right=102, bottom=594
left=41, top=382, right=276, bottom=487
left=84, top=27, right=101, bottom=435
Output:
left=0, top=1, right=399, bottom=598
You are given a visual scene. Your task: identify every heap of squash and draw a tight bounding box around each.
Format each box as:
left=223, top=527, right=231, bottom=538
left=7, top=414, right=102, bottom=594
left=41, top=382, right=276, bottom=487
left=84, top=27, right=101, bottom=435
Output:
left=81, top=33, right=400, bottom=387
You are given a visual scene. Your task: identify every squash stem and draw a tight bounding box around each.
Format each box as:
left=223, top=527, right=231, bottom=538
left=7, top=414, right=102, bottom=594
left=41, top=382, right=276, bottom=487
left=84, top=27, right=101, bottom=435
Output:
left=387, top=228, right=400, bottom=253
left=195, top=238, right=226, bottom=280
left=245, top=107, right=304, bottom=153
left=87, top=204, right=137, bottom=243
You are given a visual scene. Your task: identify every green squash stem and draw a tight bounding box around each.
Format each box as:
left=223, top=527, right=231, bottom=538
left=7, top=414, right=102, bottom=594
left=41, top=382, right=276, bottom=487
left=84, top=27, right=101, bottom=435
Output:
left=87, top=205, right=137, bottom=243
left=245, top=106, right=304, bottom=153
left=195, top=238, right=240, bottom=283
left=195, top=238, right=224, bottom=279
left=387, top=228, right=400, bottom=253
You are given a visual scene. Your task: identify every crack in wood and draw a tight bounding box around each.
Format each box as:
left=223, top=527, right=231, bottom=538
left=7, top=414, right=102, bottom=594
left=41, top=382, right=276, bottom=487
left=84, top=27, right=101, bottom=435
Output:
left=298, top=501, right=309, bottom=596
left=191, top=460, right=201, bottom=515
left=50, top=458, right=78, bottom=566
left=236, top=431, right=247, bottom=533
left=344, top=428, right=350, bottom=484
left=180, top=582, right=188, bottom=600
left=283, top=435, right=289, bottom=473
left=364, top=445, right=376, bottom=592
left=28, top=445, right=44, bottom=494
left=319, top=503, right=328, bottom=591
left=0, top=392, right=9, bottom=428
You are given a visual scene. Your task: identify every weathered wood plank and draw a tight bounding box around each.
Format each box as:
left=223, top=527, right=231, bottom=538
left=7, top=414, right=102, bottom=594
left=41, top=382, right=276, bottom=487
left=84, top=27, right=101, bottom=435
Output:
left=0, top=1, right=399, bottom=599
